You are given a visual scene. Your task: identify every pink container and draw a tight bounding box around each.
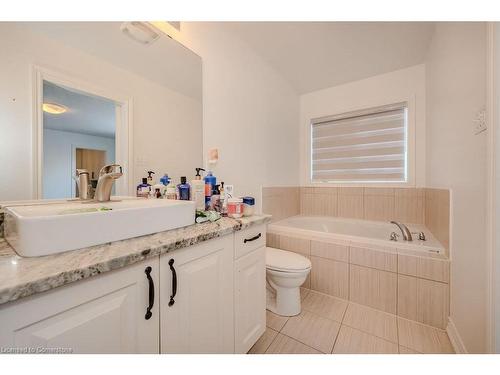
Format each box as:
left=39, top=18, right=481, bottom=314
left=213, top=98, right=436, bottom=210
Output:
left=227, top=198, right=243, bottom=218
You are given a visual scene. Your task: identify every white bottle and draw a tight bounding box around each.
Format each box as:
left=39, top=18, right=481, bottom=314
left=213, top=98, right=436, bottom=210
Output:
left=191, top=168, right=206, bottom=210
left=165, top=180, right=177, bottom=200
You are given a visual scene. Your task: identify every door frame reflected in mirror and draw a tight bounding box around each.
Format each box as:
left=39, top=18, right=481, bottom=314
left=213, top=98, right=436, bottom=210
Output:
left=32, top=65, right=133, bottom=199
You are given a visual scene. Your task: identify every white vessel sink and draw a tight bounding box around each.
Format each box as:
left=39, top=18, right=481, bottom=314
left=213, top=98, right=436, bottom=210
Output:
left=4, top=198, right=196, bottom=257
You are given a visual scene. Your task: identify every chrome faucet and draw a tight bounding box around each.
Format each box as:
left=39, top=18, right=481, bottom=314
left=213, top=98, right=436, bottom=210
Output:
left=94, top=164, right=123, bottom=202
left=390, top=221, right=413, bottom=241
left=74, top=169, right=90, bottom=200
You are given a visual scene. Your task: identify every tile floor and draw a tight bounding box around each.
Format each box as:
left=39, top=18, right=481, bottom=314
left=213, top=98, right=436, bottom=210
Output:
left=248, top=288, right=454, bottom=354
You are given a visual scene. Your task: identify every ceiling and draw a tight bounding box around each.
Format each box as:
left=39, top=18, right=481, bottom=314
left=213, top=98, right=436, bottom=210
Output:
left=23, top=22, right=202, bottom=100
left=225, top=22, right=435, bottom=94
left=43, top=81, right=116, bottom=138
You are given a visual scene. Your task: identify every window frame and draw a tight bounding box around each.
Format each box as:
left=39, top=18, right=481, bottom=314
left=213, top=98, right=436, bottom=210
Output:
left=308, top=98, right=416, bottom=187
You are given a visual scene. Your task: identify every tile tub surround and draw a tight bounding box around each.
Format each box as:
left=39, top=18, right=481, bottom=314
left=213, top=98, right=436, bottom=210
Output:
left=266, top=233, right=450, bottom=329
left=0, top=215, right=271, bottom=306
left=249, top=290, right=454, bottom=354
left=424, top=188, right=450, bottom=251
left=262, top=186, right=450, bottom=251
left=262, top=187, right=300, bottom=222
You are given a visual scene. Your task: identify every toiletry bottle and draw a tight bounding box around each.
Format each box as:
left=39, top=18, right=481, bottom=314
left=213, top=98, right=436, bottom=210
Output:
left=211, top=184, right=221, bottom=212
left=177, top=176, right=191, bottom=201
left=204, top=171, right=216, bottom=209
left=153, top=183, right=165, bottom=198
left=160, top=173, right=170, bottom=186
left=136, top=178, right=151, bottom=198
left=220, top=182, right=227, bottom=216
left=146, top=171, right=156, bottom=198
left=154, top=187, right=162, bottom=199
left=191, top=168, right=206, bottom=211
left=165, top=178, right=177, bottom=200
left=225, top=184, right=234, bottom=208
left=147, top=171, right=155, bottom=184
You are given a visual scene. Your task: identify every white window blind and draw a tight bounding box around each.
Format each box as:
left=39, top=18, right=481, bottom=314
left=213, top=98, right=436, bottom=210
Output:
left=311, top=103, right=408, bottom=183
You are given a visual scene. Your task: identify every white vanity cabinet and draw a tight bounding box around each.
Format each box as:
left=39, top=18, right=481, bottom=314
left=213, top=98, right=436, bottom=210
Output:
left=0, top=258, right=160, bottom=354
left=0, top=222, right=268, bottom=354
left=234, top=225, right=266, bottom=353
left=160, top=235, right=234, bottom=353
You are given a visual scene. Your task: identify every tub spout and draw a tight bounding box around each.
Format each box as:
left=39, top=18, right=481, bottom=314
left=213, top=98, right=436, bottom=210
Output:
left=390, top=221, right=413, bottom=241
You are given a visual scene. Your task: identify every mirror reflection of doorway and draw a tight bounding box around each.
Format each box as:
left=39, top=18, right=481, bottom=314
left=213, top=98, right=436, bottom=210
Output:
left=42, top=80, right=117, bottom=199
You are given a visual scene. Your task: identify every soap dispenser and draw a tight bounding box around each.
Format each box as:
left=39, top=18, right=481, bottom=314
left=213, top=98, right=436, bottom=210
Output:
left=191, top=168, right=206, bottom=210
left=220, top=182, right=227, bottom=216
left=147, top=171, right=155, bottom=184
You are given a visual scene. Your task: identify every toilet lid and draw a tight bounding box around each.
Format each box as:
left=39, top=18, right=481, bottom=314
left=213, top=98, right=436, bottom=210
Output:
left=266, top=247, right=312, bottom=272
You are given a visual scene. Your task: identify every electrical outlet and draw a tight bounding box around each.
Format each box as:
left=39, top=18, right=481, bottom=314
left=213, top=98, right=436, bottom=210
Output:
left=473, top=109, right=487, bottom=135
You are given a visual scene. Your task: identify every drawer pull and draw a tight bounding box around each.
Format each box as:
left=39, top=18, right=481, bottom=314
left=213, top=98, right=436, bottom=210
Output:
left=244, top=233, right=262, bottom=243
left=144, top=266, right=154, bottom=320
left=168, top=259, right=177, bottom=307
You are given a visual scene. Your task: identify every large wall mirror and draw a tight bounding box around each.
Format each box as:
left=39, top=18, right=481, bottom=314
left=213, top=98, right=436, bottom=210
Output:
left=0, top=22, right=202, bottom=201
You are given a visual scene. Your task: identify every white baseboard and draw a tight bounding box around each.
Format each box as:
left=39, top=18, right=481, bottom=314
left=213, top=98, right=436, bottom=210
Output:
left=447, top=318, right=468, bottom=354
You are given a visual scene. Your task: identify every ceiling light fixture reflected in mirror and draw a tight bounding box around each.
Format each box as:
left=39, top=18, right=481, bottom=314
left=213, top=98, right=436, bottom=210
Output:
left=42, top=102, right=67, bottom=114
left=120, top=22, right=160, bottom=45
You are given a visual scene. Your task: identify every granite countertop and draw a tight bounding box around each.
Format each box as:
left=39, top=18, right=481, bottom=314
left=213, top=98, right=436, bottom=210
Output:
left=0, top=215, right=271, bottom=306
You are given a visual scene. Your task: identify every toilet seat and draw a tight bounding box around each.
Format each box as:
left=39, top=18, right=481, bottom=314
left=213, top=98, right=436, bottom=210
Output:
left=266, top=247, right=311, bottom=273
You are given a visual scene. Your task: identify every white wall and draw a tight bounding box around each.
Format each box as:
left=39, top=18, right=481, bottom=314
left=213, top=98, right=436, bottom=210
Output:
left=426, top=22, right=487, bottom=353
left=494, top=22, right=500, bottom=354
left=0, top=23, right=202, bottom=201
left=0, top=23, right=300, bottom=209
left=299, top=64, right=426, bottom=187
left=175, top=23, right=300, bottom=209
left=43, top=129, right=115, bottom=199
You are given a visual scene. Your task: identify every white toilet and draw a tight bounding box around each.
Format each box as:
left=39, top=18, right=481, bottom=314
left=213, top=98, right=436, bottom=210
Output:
left=265, top=247, right=312, bottom=316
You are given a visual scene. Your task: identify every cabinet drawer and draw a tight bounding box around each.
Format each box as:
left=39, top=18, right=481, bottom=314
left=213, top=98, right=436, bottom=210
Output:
left=234, top=224, right=266, bottom=259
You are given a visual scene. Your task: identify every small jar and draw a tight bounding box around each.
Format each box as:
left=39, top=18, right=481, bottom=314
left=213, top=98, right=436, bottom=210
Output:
left=227, top=197, right=243, bottom=218
left=242, top=196, right=255, bottom=217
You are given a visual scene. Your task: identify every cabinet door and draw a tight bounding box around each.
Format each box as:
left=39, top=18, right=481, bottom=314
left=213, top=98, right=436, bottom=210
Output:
left=160, top=235, right=234, bottom=353
left=234, top=246, right=266, bottom=353
left=0, top=258, right=160, bottom=354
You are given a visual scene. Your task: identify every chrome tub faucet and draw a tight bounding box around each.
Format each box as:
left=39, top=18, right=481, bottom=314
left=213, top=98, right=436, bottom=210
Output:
left=390, top=221, right=413, bottom=241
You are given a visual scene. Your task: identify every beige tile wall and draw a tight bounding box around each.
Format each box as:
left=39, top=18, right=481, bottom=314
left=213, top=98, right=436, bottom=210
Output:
left=301, top=187, right=427, bottom=224
left=424, top=188, right=450, bottom=250
left=262, top=186, right=450, bottom=251
left=266, top=233, right=450, bottom=329
left=262, top=187, right=300, bottom=222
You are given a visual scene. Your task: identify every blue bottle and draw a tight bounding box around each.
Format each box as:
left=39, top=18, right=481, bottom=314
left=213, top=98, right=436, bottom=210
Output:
left=177, top=176, right=191, bottom=201
left=204, top=171, right=216, bottom=208
left=160, top=174, right=170, bottom=186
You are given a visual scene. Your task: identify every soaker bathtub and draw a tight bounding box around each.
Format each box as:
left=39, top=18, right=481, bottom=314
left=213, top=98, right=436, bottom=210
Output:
left=268, top=215, right=444, bottom=255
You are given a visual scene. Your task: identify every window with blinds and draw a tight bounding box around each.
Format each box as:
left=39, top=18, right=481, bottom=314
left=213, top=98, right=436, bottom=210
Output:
left=311, top=103, right=408, bottom=183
